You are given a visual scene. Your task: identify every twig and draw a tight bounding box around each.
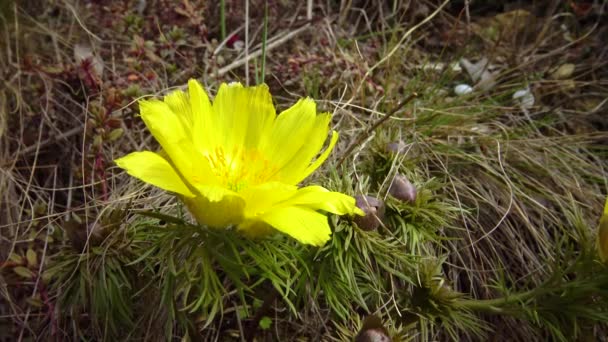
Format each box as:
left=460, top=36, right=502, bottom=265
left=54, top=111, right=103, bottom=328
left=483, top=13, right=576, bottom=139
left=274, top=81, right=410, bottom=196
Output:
left=336, top=93, right=418, bottom=168
left=306, top=0, right=313, bottom=20
left=352, top=0, right=449, bottom=96
left=17, top=125, right=83, bottom=157
left=217, top=24, right=310, bottom=77
left=232, top=301, right=246, bottom=342
left=213, top=25, right=245, bottom=56
left=63, top=1, right=102, bottom=42
left=245, top=0, right=249, bottom=85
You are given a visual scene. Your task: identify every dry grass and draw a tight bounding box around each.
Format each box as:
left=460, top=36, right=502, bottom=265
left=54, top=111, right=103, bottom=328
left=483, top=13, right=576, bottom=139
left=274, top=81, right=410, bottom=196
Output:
left=1, top=0, right=607, bottom=341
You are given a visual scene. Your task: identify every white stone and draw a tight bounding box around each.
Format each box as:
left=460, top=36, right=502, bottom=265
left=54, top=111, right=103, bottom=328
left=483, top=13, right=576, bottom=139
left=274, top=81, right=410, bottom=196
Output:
left=454, top=84, right=473, bottom=96
left=513, top=88, right=535, bottom=109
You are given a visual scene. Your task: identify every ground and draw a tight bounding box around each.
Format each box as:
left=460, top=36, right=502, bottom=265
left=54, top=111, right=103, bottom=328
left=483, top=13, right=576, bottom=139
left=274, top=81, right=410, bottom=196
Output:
left=1, top=0, right=607, bottom=341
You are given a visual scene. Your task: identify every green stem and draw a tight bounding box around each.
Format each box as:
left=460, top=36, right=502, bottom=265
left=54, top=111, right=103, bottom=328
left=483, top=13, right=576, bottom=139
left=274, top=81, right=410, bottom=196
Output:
left=456, top=289, right=537, bottom=314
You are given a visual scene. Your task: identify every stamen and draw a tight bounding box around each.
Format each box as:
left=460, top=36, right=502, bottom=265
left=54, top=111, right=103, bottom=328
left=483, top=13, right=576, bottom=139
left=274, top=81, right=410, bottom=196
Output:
left=204, top=146, right=277, bottom=191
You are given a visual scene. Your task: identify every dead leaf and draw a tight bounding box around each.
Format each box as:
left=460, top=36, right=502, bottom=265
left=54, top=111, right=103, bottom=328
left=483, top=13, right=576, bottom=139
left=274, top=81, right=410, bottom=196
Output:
left=460, top=58, right=497, bottom=92
left=460, top=57, right=489, bottom=83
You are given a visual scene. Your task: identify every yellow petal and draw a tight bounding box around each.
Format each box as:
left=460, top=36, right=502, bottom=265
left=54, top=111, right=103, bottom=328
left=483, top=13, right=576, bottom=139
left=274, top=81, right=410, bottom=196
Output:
left=243, top=84, right=276, bottom=149
left=184, top=192, right=245, bottom=228
left=237, top=220, right=274, bottom=238
left=276, top=113, right=332, bottom=184
left=164, top=89, right=193, bottom=134
left=238, top=184, right=359, bottom=244
left=258, top=206, right=331, bottom=246
left=296, top=131, right=339, bottom=183
left=241, top=183, right=361, bottom=220
left=213, top=82, right=276, bottom=150
left=208, top=83, right=275, bottom=186
left=140, top=99, right=189, bottom=145
left=193, top=183, right=240, bottom=202
left=139, top=100, right=191, bottom=170
left=213, top=83, right=246, bottom=150
left=114, top=151, right=195, bottom=197
left=188, top=79, right=216, bottom=152
left=281, top=185, right=363, bottom=215
left=260, top=98, right=317, bottom=171
left=139, top=99, right=218, bottom=187
left=240, top=182, right=298, bottom=218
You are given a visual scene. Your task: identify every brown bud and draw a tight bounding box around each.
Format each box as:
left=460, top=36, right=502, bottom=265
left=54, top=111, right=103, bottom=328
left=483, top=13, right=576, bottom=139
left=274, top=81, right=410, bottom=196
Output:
left=355, top=315, right=391, bottom=342
left=389, top=174, right=417, bottom=203
left=353, top=195, right=385, bottom=231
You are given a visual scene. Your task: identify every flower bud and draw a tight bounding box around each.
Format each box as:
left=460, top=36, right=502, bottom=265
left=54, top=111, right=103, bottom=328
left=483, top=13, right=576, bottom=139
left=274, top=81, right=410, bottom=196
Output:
left=353, top=195, right=385, bottom=231
left=355, top=315, right=391, bottom=342
left=389, top=174, right=416, bottom=203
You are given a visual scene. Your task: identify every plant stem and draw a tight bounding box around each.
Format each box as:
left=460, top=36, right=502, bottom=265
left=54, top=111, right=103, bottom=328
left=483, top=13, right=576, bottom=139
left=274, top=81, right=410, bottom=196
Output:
left=455, top=289, right=537, bottom=314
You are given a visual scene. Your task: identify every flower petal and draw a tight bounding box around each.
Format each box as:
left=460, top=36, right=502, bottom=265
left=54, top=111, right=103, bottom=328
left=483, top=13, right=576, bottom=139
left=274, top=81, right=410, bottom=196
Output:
left=238, top=184, right=360, bottom=244
left=258, top=206, right=331, bottom=246
left=240, top=183, right=361, bottom=221
left=260, top=98, right=317, bottom=171
left=244, top=84, right=276, bottom=150
left=237, top=221, right=274, bottom=238
left=188, top=79, right=216, bottom=152
left=193, top=184, right=240, bottom=202
left=164, top=89, right=192, bottom=134
left=139, top=99, right=219, bottom=187
left=297, top=130, right=339, bottom=183
left=240, top=182, right=298, bottom=218
left=114, top=151, right=195, bottom=197
left=184, top=192, right=245, bottom=228
left=280, top=185, right=363, bottom=215
left=276, top=113, right=332, bottom=184
left=140, top=99, right=189, bottom=146
left=213, top=83, right=275, bottom=151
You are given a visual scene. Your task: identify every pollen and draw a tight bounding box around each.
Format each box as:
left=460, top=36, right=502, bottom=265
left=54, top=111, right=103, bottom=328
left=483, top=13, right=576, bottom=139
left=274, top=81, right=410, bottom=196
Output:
left=204, top=146, right=277, bottom=192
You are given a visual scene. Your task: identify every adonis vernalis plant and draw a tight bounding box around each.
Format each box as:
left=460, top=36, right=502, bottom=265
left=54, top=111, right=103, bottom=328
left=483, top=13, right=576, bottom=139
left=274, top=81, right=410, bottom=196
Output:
left=115, top=80, right=362, bottom=246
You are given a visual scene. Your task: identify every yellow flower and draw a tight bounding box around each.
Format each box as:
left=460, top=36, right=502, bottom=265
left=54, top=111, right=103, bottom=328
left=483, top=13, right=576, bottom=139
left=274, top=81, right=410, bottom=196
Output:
left=115, top=80, right=362, bottom=246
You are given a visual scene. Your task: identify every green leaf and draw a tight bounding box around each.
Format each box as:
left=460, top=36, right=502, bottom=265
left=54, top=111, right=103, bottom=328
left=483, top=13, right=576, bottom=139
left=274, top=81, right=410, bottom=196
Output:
left=26, top=248, right=38, bottom=267
left=108, top=128, right=124, bottom=141
left=253, top=298, right=264, bottom=310
left=92, top=134, right=103, bottom=147
left=259, top=316, right=272, bottom=330
left=8, top=252, right=23, bottom=264
left=26, top=295, right=44, bottom=308
left=14, top=266, right=35, bottom=279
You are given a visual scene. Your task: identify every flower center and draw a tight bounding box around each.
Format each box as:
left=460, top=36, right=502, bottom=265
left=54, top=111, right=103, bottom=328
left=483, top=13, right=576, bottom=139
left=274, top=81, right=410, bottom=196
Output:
left=204, top=146, right=276, bottom=192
